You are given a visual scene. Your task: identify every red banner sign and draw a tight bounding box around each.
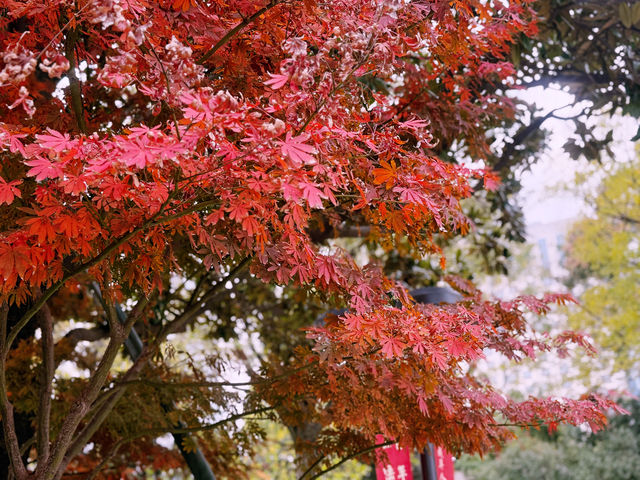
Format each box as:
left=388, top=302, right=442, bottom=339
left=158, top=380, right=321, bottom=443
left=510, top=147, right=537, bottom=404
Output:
left=375, top=435, right=413, bottom=480
left=434, top=446, right=454, bottom=480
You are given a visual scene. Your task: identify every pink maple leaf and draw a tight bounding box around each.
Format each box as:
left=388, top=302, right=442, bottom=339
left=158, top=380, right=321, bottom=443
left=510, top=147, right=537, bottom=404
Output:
left=264, top=73, right=289, bottom=89
left=119, top=137, right=155, bottom=169
left=36, top=129, right=77, bottom=152
left=25, top=156, right=64, bottom=181
left=399, top=118, right=429, bottom=131
left=0, top=128, right=27, bottom=155
left=430, top=348, right=449, bottom=370
left=300, top=181, right=326, bottom=209
left=280, top=132, right=317, bottom=166
left=282, top=182, right=302, bottom=202
left=381, top=336, right=406, bottom=358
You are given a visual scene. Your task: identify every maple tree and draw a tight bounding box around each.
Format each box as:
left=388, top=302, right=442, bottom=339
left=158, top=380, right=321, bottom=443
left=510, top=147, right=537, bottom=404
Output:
left=0, top=0, right=624, bottom=478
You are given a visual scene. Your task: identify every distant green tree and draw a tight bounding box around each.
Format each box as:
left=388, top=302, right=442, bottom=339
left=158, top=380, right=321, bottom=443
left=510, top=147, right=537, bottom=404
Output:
left=511, top=0, right=640, bottom=164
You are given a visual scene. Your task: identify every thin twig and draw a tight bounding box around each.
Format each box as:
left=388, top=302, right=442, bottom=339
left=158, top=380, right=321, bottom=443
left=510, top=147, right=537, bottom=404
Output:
left=110, top=362, right=314, bottom=391
left=33, top=1, right=95, bottom=62
left=159, top=256, right=252, bottom=339
left=295, top=35, right=377, bottom=136
left=148, top=46, right=182, bottom=141
left=297, top=454, right=326, bottom=480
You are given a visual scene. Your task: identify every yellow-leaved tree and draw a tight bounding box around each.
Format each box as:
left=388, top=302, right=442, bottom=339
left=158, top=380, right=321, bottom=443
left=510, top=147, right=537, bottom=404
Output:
left=566, top=155, right=640, bottom=375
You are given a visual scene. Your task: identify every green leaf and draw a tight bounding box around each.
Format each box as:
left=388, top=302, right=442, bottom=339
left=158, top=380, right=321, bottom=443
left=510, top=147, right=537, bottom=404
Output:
left=620, top=3, right=633, bottom=28
left=632, top=2, right=640, bottom=25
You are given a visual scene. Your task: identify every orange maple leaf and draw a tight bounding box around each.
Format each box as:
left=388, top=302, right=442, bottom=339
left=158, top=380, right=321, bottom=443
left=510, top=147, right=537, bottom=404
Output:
left=172, top=0, right=194, bottom=11
left=373, top=160, right=398, bottom=189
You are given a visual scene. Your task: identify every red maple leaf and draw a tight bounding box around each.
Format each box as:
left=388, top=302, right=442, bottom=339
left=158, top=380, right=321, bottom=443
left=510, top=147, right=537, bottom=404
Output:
left=381, top=336, right=406, bottom=358
left=0, top=177, right=22, bottom=205
left=300, top=181, right=326, bottom=209
left=0, top=243, right=31, bottom=280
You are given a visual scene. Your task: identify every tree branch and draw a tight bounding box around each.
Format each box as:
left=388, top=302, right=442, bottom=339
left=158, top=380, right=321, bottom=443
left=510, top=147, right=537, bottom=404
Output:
left=43, top=295, right=152, bottom=479
left=302, top=440, right=395, bottom=480
left=0, top=304, right=28, bottom=480
left=60, top=389, right=127, bottom=476
left=297, top=453, right=326, bottom=480
left=35, top=303, right=55, bottom=474
left=612, top=213, right=640, bottom=226
left=517, top=70, right=614, bottom=90
left=111, top=372, right=303, bottom=390
left=492, top=103, right=576, bottom=175
left=65, top=27, right=87, bottom=134
left=160, top=256, right=252, bottom=339
left=86, top=405, right=275, bottom=479
left=64, top=326, right=109, bottom=344
left=197, top=0, right=284, bottom=65
left=136, top=405, right=276, bottom=437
